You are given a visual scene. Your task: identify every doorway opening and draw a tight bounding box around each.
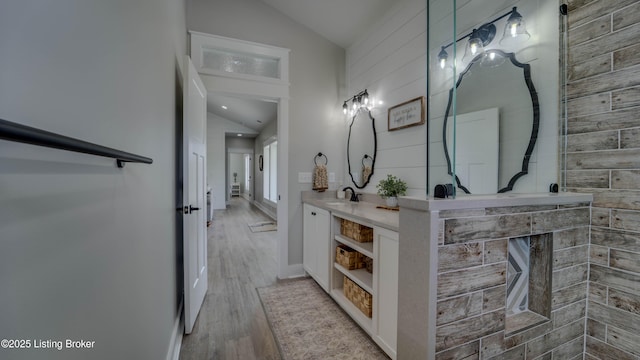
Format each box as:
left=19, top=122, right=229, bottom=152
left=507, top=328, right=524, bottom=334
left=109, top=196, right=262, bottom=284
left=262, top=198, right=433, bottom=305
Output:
left=190, top=31, right=291, bottom=278
left=219, top=94, right=278, bottom=219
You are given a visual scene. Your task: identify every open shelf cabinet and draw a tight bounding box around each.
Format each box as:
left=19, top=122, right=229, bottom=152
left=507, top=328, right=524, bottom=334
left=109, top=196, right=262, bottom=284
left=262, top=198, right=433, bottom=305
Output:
left=330, top=288, right=374, bottom=335
left=302, top=208, right=398, bottom=359
left=330, top=214, right=376, bottom=334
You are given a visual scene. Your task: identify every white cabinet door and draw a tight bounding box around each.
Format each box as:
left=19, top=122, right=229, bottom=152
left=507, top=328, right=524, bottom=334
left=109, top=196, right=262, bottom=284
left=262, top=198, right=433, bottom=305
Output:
left=302, top=204, right=330, bottom=292
left=303, top=204, right=316, bottom=274
left=315, top=208, right=330, bottom=291
left=375, top=227, right=399, bottom=359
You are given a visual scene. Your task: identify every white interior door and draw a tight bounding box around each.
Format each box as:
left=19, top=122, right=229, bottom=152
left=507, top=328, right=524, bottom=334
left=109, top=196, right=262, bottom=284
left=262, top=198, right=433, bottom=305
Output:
left=244, top=154, right=252, bottom=199
left=447, top=108, right=499, bottom=193
left=183, top=55, right=208, bottom=334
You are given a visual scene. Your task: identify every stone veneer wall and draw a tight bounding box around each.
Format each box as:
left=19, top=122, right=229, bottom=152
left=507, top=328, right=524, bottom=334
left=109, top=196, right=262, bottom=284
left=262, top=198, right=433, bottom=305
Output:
left=564, top=0, right=640, bottom=359
left=435, top=204, right=590, bottom=359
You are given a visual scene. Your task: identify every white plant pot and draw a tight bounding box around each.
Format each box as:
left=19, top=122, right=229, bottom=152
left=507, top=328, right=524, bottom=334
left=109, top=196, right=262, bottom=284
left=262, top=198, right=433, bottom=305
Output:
left=385, top=196, right=398, bottom=207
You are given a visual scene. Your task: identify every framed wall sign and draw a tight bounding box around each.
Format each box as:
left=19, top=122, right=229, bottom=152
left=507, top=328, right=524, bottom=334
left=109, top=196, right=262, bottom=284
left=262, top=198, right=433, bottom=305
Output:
left=388, top=96, right=425, bottom=131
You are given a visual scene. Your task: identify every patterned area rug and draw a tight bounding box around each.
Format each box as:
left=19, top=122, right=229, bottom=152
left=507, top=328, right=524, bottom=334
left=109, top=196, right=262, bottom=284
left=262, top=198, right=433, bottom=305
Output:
left=257, top=278, right=389, bottom=360
left=248, top=221, right=277, bottom=232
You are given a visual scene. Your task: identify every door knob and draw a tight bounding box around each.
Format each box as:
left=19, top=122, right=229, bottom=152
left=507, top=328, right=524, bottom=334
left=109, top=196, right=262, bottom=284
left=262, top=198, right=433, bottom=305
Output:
left=189, top=205, right=200, bottom=213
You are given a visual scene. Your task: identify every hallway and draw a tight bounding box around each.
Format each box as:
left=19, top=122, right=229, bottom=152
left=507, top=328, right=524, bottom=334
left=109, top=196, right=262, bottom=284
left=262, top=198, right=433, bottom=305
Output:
left=179, top=197, right=280, bottom=360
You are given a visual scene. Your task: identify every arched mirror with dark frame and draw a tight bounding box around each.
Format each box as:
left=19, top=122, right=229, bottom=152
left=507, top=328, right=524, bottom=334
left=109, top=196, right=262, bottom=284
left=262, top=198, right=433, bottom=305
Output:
left=347, top=107, right=377, bottom=189
left=442, top=49, right=539, bottom=194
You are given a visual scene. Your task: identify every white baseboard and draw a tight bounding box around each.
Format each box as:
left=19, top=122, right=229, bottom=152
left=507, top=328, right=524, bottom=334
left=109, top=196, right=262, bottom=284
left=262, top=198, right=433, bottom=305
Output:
left=278, top=263, right=305, bottom=280
left=166, top=301, right=183, bottom=360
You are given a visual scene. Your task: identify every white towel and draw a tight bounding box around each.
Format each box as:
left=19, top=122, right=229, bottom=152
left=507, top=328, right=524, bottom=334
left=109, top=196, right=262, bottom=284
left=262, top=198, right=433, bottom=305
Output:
left=313, top=164, right=328, bottom=192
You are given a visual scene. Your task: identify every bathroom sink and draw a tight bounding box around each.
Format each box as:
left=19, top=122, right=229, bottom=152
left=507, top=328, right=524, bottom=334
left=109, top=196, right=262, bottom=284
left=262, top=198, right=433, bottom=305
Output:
left=324, top=201, right=350, bottom=206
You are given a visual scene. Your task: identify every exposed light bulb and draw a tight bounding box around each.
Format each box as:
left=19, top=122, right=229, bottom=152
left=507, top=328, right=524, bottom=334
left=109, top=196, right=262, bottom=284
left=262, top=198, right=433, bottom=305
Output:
left=510, top=23, right=518, bottom=37
left=437, top=47, right=449, bottom=70
left=464, top=31, right=485, bottom=63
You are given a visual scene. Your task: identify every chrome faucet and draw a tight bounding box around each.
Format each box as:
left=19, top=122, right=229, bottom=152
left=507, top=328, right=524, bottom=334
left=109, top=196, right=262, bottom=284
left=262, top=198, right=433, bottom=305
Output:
left=342, top=187, right=360, bottom=202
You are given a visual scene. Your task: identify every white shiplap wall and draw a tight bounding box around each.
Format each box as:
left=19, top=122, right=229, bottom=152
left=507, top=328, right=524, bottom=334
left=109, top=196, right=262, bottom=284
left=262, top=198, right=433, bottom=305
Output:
left=346, top=0, right=428, bottom=197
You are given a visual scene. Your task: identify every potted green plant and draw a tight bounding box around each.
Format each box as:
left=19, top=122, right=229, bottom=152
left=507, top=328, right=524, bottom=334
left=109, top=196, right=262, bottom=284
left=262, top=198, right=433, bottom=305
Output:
left=376, top=174, right=407, bottom=207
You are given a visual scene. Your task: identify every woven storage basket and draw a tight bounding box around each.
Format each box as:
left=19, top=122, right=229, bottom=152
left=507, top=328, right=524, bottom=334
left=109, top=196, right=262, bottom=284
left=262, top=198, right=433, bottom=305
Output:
left=336, top=245, right=365, bottom=270
left=363, top=256, right=373, bottom=274
left=343, top=276, right=372, bottom=317
left=340, top=219, right=373, bottom=243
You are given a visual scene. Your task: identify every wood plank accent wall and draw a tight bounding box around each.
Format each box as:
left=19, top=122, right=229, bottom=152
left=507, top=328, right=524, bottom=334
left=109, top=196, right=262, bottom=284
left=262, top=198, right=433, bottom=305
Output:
left=435, top=204, right=590, bottom=359
left=565, top=0, right=640, bottom=359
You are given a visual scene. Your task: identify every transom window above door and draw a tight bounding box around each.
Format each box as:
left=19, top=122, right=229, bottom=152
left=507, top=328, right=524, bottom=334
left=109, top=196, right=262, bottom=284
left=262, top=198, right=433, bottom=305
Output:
left=190, top=32, right=289, bottom=84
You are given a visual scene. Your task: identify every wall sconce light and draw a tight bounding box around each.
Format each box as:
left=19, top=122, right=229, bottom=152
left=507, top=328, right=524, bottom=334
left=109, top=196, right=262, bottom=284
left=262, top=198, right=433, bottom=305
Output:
left=438, top=47, right=448, bottom=69
left=467, top=30, right=485, bottom=56
left=342, top=89, right=370, bottom=116
left=462, top=24, right=495, bottom=62
left=500, top=7, right=531, bottom=45
left=438, top=6, right=529, bottom=69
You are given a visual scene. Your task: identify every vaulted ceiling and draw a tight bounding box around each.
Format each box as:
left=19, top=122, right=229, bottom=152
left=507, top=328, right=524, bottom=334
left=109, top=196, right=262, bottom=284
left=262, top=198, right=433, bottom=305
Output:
left=258, top=0, right=393, bottom=48
left=209, top=0, right=395, bottom=137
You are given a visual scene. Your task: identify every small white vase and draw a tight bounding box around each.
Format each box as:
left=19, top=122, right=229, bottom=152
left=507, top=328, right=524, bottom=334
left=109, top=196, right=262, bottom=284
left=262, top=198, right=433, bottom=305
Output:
left=385, top=196, right=398, bottom=207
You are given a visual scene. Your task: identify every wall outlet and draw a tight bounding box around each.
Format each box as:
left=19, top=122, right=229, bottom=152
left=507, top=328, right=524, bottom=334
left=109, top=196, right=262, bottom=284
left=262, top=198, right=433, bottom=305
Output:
left=298, top=172, right=312, bottom=183
left=329, top=172, right=335, bottom=182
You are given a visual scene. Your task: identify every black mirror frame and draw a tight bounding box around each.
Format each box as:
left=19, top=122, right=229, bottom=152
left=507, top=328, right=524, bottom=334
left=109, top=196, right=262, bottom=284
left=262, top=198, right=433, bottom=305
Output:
left=442, top=49, right=539, bottom=194
left=347, top=107, right=377, bottom=189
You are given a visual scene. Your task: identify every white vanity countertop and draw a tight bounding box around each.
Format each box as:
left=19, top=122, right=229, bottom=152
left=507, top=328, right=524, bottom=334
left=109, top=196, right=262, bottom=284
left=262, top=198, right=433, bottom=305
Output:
left=399, top=192, right=593, bottom=212
left=304, top=198, right=399, bottom=232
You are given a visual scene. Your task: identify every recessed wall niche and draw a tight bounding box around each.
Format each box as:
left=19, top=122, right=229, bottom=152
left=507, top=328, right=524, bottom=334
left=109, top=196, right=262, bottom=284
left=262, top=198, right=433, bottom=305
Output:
left=506, top=233, right=552, bottom=335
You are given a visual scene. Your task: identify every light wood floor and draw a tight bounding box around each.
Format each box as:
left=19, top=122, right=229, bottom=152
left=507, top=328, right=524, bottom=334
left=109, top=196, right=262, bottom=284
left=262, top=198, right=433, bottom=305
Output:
left=179, top=197, right=281, bottom=360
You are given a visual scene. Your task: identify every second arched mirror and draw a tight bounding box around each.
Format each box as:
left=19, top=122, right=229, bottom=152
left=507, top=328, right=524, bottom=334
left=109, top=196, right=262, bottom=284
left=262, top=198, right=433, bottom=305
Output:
left=347, top=107, right=377, bottom=189
left=443, top=50, right=539, bottom=194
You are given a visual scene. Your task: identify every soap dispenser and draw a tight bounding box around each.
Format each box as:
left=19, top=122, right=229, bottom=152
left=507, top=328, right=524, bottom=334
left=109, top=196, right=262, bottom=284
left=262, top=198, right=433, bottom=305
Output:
left=337, top=183, right=345, bottom=199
